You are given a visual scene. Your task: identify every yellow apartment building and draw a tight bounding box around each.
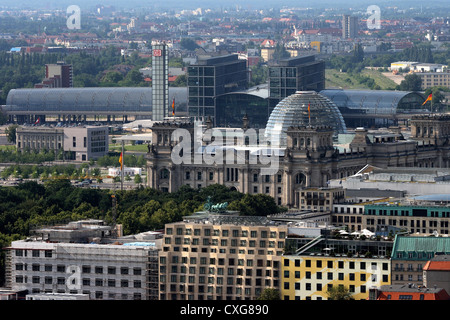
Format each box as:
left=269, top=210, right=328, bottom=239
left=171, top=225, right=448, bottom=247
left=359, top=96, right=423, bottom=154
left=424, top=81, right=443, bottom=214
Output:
left=281, top=254, right=391, bottom=300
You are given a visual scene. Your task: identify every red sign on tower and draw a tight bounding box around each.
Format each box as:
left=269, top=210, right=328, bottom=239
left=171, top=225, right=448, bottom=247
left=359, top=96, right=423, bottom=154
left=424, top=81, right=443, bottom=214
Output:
left=153, top=49, right=162, bottom=57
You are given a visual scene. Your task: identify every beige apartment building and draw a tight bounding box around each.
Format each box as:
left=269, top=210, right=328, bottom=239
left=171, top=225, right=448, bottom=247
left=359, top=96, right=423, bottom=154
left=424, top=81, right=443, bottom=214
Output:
left=16, top=125, right=109, bottom=161
left=159, top=212, right=287, bottom=300
left=417, top=71, right=450, bottom=90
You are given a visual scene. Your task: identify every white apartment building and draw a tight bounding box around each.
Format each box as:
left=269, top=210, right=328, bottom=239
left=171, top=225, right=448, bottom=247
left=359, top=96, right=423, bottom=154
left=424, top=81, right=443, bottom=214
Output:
left=4, top=220, right=161, bottom=300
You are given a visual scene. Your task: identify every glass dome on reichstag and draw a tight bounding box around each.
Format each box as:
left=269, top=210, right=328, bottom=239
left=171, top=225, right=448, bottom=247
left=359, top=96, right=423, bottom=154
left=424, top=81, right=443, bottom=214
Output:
left=265, top=91, right=346, bottom=146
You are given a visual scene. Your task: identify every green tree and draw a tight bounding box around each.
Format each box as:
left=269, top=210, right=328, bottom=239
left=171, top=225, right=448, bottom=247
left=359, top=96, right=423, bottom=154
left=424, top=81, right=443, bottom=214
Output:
left=352, top=43, right=364, bottom=63
left=134, top=174, right=142, bottom=184
left=424, top=87, right=446, bottom=112
left=326, top=286, right=354, bottom=300
left=5, top=125, right=19, bottom=144
left=228, top=193, right=278, bottom=216
left=102, top=71, right=123, bottom=84
left=272, top=43, right=290, bottom=61
left=398, top=73, right=422, bottom=91
left=180, top=38, right=200, bottom=51
left=257, top=288, right=281, bottom=300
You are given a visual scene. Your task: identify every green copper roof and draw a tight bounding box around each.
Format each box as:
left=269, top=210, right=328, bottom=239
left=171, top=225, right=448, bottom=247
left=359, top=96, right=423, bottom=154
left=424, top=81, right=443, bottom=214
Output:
left=391, top=236, right=450, bottom=260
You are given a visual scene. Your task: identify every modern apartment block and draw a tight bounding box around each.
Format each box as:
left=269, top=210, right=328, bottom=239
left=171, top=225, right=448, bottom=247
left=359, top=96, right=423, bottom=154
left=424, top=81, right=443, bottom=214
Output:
left=417, top=71, right=450, bottom=90
left=342, top=15, right=358, bottom=39
left=3, top=220, right=162, bottom=300
left=281, top=254, right=391, bottom=300
left=35, top=62, right=73, bottom=88
left=187, top=54, right=248, bottom=124
left=159, top=212, right=288, bottom=300
left=16, top=125, right=109, bottom=161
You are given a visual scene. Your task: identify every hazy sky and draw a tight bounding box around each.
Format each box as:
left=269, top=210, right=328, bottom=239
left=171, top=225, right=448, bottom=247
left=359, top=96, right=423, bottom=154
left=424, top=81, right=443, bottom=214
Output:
left=0, top=0, right=448, bottom=10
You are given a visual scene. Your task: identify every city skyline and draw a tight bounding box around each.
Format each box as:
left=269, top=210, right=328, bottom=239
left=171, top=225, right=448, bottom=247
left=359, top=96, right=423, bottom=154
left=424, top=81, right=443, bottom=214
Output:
left=0, top=0, right=449, bottom=310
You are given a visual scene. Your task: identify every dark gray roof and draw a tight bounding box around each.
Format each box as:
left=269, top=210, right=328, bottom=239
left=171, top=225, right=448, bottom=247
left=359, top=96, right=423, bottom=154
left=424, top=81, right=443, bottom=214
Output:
left=320, top=89, right=426, bottom=115
left=3, top=87, right=188, bottom=113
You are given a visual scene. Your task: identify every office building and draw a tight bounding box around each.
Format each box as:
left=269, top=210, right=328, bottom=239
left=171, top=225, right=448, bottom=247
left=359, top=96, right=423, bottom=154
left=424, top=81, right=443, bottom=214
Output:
left=282, top=254, right=391, bottom=300
left=417, top=71, right=450, bottom=90
left=187, top=54, right=248, bottom=124
left=3, top=219, right=162, bottom=300
left=391, top=236, right=450, bottom=287
left=152, top=43, right=169, bottom=121
left=35, top=62, right=73, bottom=88
left=268, top=55, right=325, bottom=108
left=159, top=211, right=287, bottom=300
left=342, top=15, right=358, bottom=39
left=16, top=125, right=109, bottom=161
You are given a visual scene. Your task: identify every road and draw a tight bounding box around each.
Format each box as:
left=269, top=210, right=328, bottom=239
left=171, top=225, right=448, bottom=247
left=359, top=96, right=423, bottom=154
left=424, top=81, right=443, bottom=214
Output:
left=0, top=178, right=144, bottom=190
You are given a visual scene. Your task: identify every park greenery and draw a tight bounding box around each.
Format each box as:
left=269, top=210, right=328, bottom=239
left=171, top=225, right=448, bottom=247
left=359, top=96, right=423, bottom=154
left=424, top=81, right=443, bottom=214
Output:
left=0, top=181, right=286, bottom=286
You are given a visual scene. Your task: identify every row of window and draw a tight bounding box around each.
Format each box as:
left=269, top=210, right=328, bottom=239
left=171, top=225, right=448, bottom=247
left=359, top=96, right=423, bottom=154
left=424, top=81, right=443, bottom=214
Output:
left=14, top=261, right=142, bottom=275
left=160, top=288, right=261, bottom=301
left=283, top=270, right=389, bottom=283
left=164, top=237, right=285, bottom=249
left=15, top=276, right=143, bottom=288
left=160, top=256, right=280, bottom=267
left=28, top=289, right=143, bottom=300
left=367, top=209, right=450, bottom=218
left=162, top=246, right=282, bottom=256
left=284, top=259, right=389, bottom=271
left=283, top=283, right=369, bottom=300
left=160, top=275, right=278, bottom=287
left=166, top=227, right=286, bottom=239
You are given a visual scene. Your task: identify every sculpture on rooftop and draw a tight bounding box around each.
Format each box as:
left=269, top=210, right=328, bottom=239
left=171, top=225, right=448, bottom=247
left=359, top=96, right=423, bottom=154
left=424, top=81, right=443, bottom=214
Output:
left=203, top=196, right=228, bottom=213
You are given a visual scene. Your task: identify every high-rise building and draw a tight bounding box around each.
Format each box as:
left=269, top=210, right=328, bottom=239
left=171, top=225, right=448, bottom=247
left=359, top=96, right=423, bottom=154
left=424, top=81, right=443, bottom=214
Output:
left=152, top=43, right=169, bottom=121
left=268, top=55, right=325, bottom=109
left=342, top=15, right=358, bottom=39
left=187, top=54, right=248, bottom=125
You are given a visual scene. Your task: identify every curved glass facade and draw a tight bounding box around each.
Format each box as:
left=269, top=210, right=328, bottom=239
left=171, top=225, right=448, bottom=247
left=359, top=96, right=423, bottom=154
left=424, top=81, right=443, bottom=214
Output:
left=4, top=87, right=188, bottom=114
left=216, top=91, right=270, bottom=129
left=320, top=89, right=426, bottom=115
left=265, top=91, right=346, bottom=146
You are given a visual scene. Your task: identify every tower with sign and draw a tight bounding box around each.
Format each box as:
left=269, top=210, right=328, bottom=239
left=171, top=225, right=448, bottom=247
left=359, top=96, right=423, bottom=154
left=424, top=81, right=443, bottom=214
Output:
left=151, top=42, right=169, bottom=121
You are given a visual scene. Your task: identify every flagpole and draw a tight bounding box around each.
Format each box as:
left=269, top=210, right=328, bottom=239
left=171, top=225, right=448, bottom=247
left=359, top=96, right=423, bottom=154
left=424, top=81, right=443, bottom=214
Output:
left=431, top=96, right=433, bottom=114
left=121, top=140, right=124, bottom=191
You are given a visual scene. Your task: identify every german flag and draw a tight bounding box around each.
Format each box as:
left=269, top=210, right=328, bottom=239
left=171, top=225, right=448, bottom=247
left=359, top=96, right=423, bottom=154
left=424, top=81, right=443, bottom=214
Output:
left=119, top=152, right=123, bottom=170
left=172, top=98, right=175, bottom=116
left=422, top=93, right=432, bottom=106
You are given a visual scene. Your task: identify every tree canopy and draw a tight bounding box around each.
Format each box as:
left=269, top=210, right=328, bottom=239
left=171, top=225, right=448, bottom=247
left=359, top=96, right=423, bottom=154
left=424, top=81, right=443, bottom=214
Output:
left=0, top=181, right=285, bottom=286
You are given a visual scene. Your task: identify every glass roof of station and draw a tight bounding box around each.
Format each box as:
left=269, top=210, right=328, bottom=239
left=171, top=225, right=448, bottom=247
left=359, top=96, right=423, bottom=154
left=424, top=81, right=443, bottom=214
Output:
left=320, top=89, right=426, bottom=114
left=4, top=87, right=188, bottom=113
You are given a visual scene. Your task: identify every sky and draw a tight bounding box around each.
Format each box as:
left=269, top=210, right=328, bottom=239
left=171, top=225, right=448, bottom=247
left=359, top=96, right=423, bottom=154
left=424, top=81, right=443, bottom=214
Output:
left=0, top=0, right=449, bottom=10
